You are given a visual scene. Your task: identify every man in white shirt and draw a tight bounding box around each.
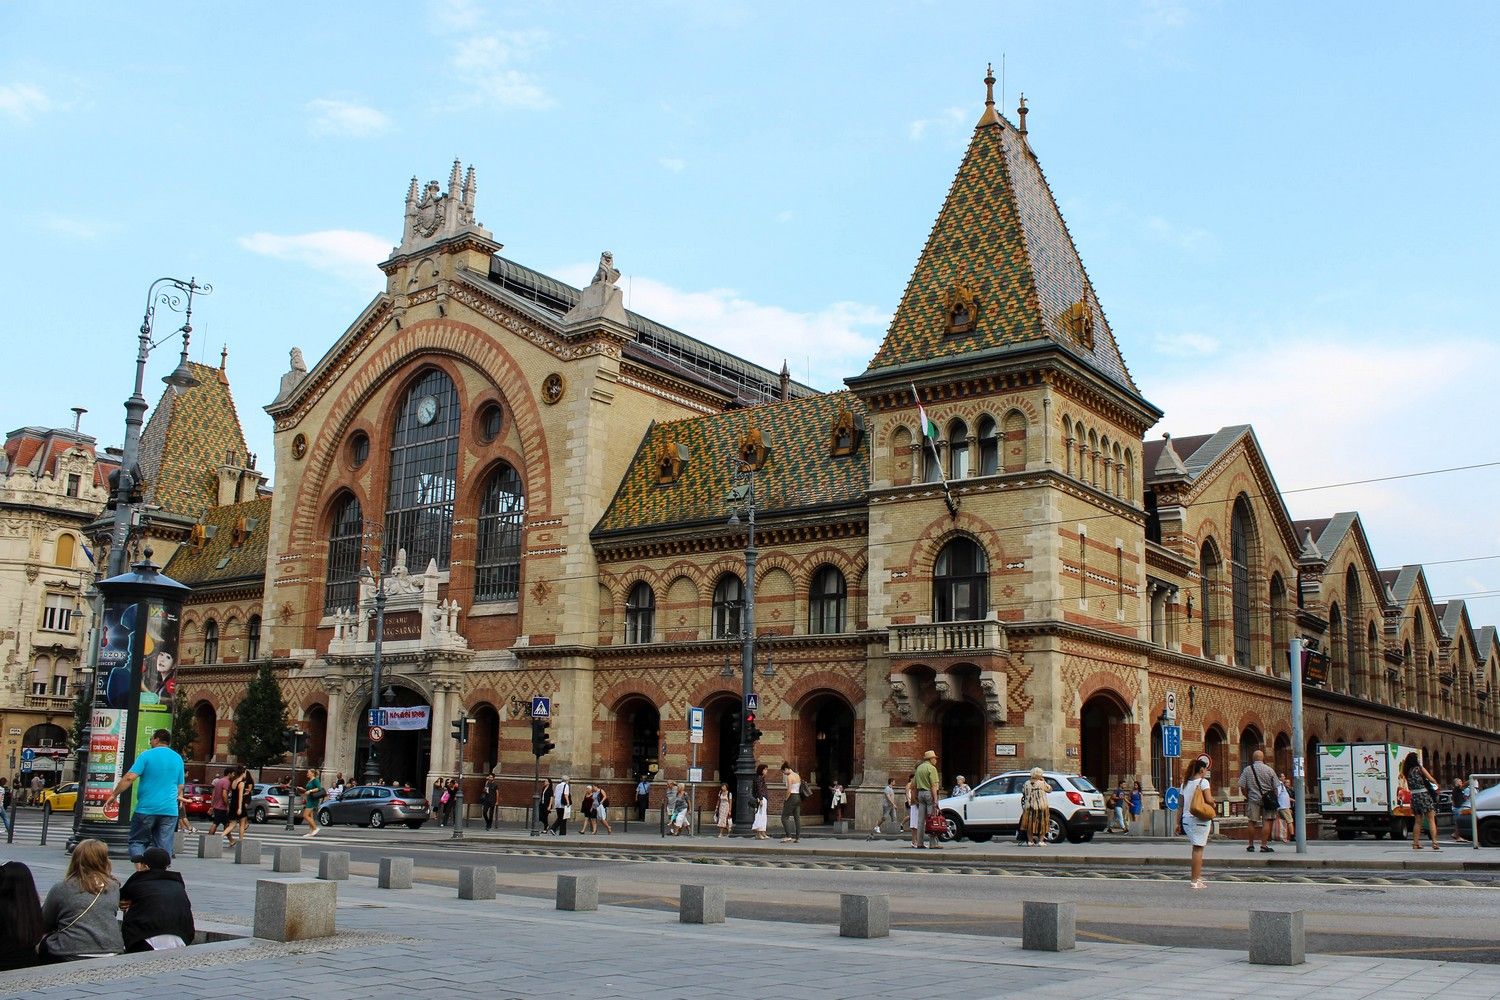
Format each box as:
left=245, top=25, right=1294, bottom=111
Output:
left=551, top=775, right=572, bottom=836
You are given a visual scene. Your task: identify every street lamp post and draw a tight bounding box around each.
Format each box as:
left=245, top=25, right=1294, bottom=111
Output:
left=727, top=465, right=759, bottom=834
left=359, top=560, right=389, bottom=785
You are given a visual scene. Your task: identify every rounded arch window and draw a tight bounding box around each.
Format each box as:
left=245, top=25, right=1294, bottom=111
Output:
left=384, top=368, right=460, bottom=571
left=203, top=619, right=220, bottom=664
left=477, top=402, right=504, bottom=444
left=323, top=493, right=364, bottom=613
left=976, top=416, right=999, bottom=475
left=809, top=565, right=848, bottom=634
left=475, top=463, right=525, bottom=603
left=947, top=419, right=969, bottom=479
left=625, top=581, right=655, bottom=644
left=348, top=431, right=370, bottom=469
left=934, top=537, right=988, bottom=622
left=712, top=574, right=744, bottom=639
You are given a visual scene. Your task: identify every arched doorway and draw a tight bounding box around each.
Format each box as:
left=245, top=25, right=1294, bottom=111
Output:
left=470, top=703, right=500, bottom=776
left=1150, top=722, right=1172, bottom=801
left=939, top=701, right=984, bottom=797
left=616, top=697, right=660, bottom=784
left=1080, top=693, right=1130, bottom=789
left=1205, top=725, right=1228, bottom=793
left=1239, top=726, right=1263, bottom=775
left=192, top=701, right=217, bottom=763
left=353, top=685, right=431, bottom=787
left=1273, top=732, right=1292, bottom=777
left=303, top=704, right=327, bottom=769
left=707, top=697, right=742, bottom=786
left=803, top=693, right=855, bottom=819
left=22, top=722, right=67, bottom=749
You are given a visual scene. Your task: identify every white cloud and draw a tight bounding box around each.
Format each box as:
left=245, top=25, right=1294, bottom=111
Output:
left=775, top=210, right=794, bottom=224
left=449, top=31, right=552, bottom=111
left=238, top=229, right=389, bottom=289
left=555, top=265, right=888, bottom=390
left=1151, top=331, right=1219, bottom=356
left=1143, top=214, right=1213, bottom=252
left=908, top=106, right=965, bottom=141
left=38, top=215, right=111, bottom=242
left=658, top=157, right=686, bottom=173
left=428, top=0, right=482, bottom=30
left=307, top=99, right=391, bottom=138
left=0, top=83, right=55, bottom=124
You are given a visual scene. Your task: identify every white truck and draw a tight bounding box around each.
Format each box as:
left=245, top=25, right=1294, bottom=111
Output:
left=1317, top=742, right=1419, bottom=840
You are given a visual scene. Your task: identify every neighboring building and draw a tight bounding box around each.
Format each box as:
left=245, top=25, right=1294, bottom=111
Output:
left=220, top=76, right=1500, bottom=819
left=0, top=420, right=116, bottom=787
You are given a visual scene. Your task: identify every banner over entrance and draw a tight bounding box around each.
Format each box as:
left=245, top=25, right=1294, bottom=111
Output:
left=369, top=706, right=430, bottom=731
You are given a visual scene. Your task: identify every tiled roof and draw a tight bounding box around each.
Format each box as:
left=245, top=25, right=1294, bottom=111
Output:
left=1388, top=565, right=1422, bottom=607
left=594, top=392, right=869, bottom=536
left=863, top=104, right=1137, bottom=395
left=1293, top=514, right=1356, bottom=563
left=163, top=496, right=272, bottom=588
left=137, top=361, right=251, bottom=521
left=1440, top=599, right=1469, bottom=644
left=1476, top=625, right=1496, bottom=662
left=2, top=426, right=100, bottom=476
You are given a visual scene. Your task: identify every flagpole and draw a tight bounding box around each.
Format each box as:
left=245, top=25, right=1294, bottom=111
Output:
left=912, top=383, right=959, bottom=516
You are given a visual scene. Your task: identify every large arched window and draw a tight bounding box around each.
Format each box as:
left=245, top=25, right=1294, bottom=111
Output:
left=384, top=369, right=460, bottom=571
left=475, top=463, right=525, bottom=603
left=947, top=420, right=969, bottom=479
left=203, top=619, right=219, bottom=664
left=1269, top=573, right=1290, bottom=676
left=1345, top=567, right=1362, bottom=697
left=976, top=416, right=999, bottom=476
left=1199, top=541, right=1220, bottom=659
left=1230, top=496, right=1254, bottom=669
left=713, top=574, right=744, bottom=639
left=808, top=565, right=847, bottom=634
left=246, top=615, right=262, bottom=661
left=934, top=538, right=988, bottom=622
left=625, top=582, right=655, bottom=644
left=324, top=494, right=363, bottom=612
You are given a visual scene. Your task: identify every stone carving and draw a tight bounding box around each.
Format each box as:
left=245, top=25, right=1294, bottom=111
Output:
left=978, top=670, right=1007, bottom=725
left=290, top=347, right=306, bottom=372
left=888, top=673, right=915, bottom=724
left=592, top=251, right=620, bottom=287
left=932, top=673, right=951, bottom=701
left=384, top=548, right=424, bottom=595
left=396, top=160, right=488, bottom=257
left=562, top=250, right=627, bottom=327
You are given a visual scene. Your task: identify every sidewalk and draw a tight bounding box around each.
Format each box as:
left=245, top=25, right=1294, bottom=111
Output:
left=1, top=839, right=1497, bottom=1000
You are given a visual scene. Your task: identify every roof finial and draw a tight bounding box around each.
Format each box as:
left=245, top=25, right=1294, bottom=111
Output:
left=977, top=63, right=1002, bottom=128
left=219, top=344, right=228, bottom=370
left=1017, top=92, right=1028, bottom=136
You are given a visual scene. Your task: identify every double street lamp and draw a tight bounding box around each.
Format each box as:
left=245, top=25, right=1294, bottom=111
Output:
left=359, top=560, right=390, bottom=785
left=725, top=460, right=767, bottom=835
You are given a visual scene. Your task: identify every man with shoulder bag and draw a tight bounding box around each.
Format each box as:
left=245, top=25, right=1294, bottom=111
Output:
left=1237, top=749, right=1279, bottom=853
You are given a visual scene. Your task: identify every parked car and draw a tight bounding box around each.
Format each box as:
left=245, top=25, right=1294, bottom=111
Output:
left=938, top=770, right=1107, bottom=844
left=39, top=782, right=78, bottom=813
left=1455, top=783, right=1500, bottom=847
left=182, top=783, right=214, bottom=818
left=316, top=784, right=429, bottom=830
left=249, top=783, right=300, bottom=824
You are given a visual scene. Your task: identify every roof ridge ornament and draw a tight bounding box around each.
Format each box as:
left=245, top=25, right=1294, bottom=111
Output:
left=977, top=63, right=1003, bottom=128
left=393, top=160, right=493, bottom=258
left=1017, top=92, right=1028, bottom=137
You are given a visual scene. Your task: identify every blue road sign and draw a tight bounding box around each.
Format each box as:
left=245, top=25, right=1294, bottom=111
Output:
left=367, top=709, right=386, bottom=727
left=1164, top=786, right=1182, bottom=811
left=531, top=696, right=551, bottom=720
left=20, top=748, right=35, bottom=764
left=688, top=707, right=704, bottom=732
left=745, top=693, right=759, bottom=712
left=1162, top=724, right=1182, bottom=759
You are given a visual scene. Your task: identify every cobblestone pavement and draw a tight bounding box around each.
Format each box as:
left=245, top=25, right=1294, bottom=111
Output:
left=2, top=840, right=1497, bottom=1000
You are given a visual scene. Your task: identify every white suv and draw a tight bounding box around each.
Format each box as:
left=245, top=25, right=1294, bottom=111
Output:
left=937, top=770, right=1107, bottom=844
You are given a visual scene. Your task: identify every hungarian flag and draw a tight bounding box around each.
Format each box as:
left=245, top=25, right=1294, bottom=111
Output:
left=911, top=384, right=939, bottom=442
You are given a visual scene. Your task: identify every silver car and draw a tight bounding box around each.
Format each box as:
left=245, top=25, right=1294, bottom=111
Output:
left=316, top=784, right=430, bottom=830
left=249, top=783, right=299, bottom=824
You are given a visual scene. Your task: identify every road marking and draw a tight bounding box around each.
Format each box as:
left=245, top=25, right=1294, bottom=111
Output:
left=1337, top=944, right=1500, bottom=957
left=1076, top=928, right=1140, bottom=944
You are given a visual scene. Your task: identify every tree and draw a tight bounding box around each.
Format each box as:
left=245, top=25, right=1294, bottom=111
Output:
left=69, top=682, right=91, bottom=752
left=228, top=662, right=288, bottom=768
left=169, top=692, right=200, bottom=759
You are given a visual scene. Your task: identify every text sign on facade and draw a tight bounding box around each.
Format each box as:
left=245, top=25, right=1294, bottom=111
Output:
left=688, top=767, right=703, bottom=783
left=368, top=706, right=429, bottom=731
left=1162, top=725, right=1182, bottom=758
left=994, top=743, right=1017, bottom=757
left=531, top=696, right=551, bottom=720
left=368, top=610, right=421, bottom=643
left=689, top=706, right=704, bottom=744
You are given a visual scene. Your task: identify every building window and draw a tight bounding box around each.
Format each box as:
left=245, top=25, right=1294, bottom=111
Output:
left=1230, top=496, right=1253, bottom=668
left=625, top=582, right=655, bottom=644
left=51, top=667, right=70, bottom=697
left=66, top=474, right=81, bottom=498
left=713, top=574, right=744, bottom=639
left=203, top=619, right=219, bottom=664
left=947, top=420, right=969, bottom=479
left=55, top=534, right=77, bottom=568
left=1345, top=567, right=1362, bottom=697
left=31, top=656, right=50, bottom=697
left=934, top=538, right=988, bottom=622
left=384, top=369, right=461, bottom=572
left=246, top=615, right=262, bottom=661
left=478, top=403, right=503, bottom=444
left=41, top=594, right=74, bottom=633
left=348, top=431, right=370, bottom=469
left=474, top=463, right=525, bottom=603
left=1199, top=542, right=1219, bottom=659
left=976, top=416, right=999, bottom=475
left=808, top=565, right=847, bottom=634
left=324, top=494, right=363, bottom=613
left=1270, top=574, right=1290, bottom=676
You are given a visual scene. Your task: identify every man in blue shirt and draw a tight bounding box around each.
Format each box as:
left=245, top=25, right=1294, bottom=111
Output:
left=106, top=728, right=186, bottom=861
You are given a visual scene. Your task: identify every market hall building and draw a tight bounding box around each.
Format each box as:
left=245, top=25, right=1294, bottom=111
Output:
left=185, top=77, right=1500, bottom=822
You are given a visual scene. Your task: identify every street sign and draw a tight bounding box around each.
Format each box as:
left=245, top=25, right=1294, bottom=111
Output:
left=1164, top=786, right=1182, bottom=811
left=745, top=693, right=759, bottom=712
left=20, top=748, right=35, bottom=764
left=688, top=706, right=704, bottom=745
left=367, top=709, right=385, bottom=727
left=1162, top=724, right=1182, bottom=758
left=1165, top=691, right=1177, bottom=722
left=531, top=696, right=551, bottom=720
left=687, top=767, right=703, bottom=783
left=369, top=726, right=385, bottom=743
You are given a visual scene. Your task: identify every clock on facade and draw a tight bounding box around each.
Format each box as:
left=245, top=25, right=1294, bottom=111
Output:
left=415, top=395, right=439, bottom=425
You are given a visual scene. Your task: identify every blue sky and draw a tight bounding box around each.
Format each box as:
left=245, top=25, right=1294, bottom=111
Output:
left=4, top=2, right=1499, bottom=612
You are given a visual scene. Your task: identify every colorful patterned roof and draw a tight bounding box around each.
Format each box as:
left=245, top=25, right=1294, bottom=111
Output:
left=594, top=392, right=869, bottom=536
left=137, top=360, right=251, bottom=521
left=163, top=496, right=272, bottom=588
left=864, top=95, right=1137, bottom=394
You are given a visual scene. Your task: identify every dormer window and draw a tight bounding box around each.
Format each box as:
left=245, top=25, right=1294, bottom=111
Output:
left=737, top=427, right=769, bottom=471
left=945, top=283, right=977, bottom=335
left=1064, top=299, right=1095, bottom=350
left=655, top=437, right=689, bottom=485
left=829, top=406, right=864, bottom=458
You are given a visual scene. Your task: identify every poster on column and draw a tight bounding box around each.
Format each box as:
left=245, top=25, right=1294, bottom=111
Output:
left=82, top=709, right=126, bottom=822
left=133, top=599, right=179, bottom=756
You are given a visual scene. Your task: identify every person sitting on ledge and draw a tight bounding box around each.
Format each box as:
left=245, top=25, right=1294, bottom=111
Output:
left=39, top=839, right=123, bottom=962
left=119, top=847, right=196, bottom=952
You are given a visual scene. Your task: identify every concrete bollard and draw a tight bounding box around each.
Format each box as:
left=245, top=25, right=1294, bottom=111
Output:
left=1249, top=909, right=1305, bottom=966
left=235, top=838, right=262, bottom=865
left=318, top=851, right=349, bottom=881
left=1022, top=901, right=1076, bottom=952
left=173, top=831, right=187, bottom=857
left=378, top=856, right=413, bottom=889
left=273, top=845, right=302, bottom=873
left=197, top=834, right=223, bottom=860
left=556, top=873, right=598, bottom=912
left=679, top=884, right=726, bottom=925
left=459, top=865, right=497, bottom=900
left=839, top=893, right=889, bottom=939
left=253, top=878, right=336, bottom=942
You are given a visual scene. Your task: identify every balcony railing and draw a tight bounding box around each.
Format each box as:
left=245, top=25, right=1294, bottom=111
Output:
left=888, top=619, right=1005, bottom=656
left=23, top=694, right=71, bottom=710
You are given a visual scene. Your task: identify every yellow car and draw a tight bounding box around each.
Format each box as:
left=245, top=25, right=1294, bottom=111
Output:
left=40, top=782, right=78, bottom=812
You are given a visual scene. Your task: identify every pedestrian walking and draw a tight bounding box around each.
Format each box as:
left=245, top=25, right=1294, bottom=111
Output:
left=119, top=846, right=195, bottom=952
left=635, top=775, right=651, bottom=821
left=38, top=839, right=124, bottom=961
left=0, top=860, right=44, bottom=970
left=580, top=784, right=597, bottom=833
left=444, top=778, right=459, bottom=827
left=670, top=783, right=692, bottom=835
left=433, top=778, right=447, bottom=824
left=206, top=770, right=230, bottom=838
left=105, top=728, right=185, bottom=862
left=911, top=750, right=942, bottom=849
left=551, top=775, right=572, bottom=835
left=752, top=764, right=770, bottom=839
left=1403, top=751, right=1441, bottom=850
left=830, top=782, right=846, bottom=823
left=1107, top=784, right=1127, bottom=833
left=907, top=773, right=924, bottom=840
left=1020, top=768, right=1051, bottom=847
left=1129, top=781, right=1143, bottom=835
left=1181, top=756, right=1215, bottom=889
left=1275, top=773, right=1293, bottom=843
left=1238, top=749, right=1279, bottom=852
left=29, top=774, right=44, bottom=808
left=593, top=785, right=613, bottom=834
left=779, top=761, right=803, bottom=843
left=0, top=778, right=12, bottom=838
left=299, top=768, right=324, bottom=838
left=870, top=777, right=899, bottom=838
left=481, top=777, right=498, bottom=830
left=538, top=778, right=554, bottom=832
left=1451, top=778, right=1470, bottom=842
left=225, top=767, right=250, bottom=847
left=715, top=782, right=733, bottom=836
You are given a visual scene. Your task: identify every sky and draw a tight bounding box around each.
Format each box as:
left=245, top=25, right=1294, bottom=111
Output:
left=3, top=2, right=1499, bottom=617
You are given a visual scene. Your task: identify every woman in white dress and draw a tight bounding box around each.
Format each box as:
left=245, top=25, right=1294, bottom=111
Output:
left=1179, top=755, right=1215, bottom=889
left=751, top=764, right=770, bottom=838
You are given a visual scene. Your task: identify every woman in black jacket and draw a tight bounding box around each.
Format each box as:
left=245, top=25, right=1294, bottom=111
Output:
left=0, top=860, right=44, bottom=970
left=119, top=848, right=195, bottom=952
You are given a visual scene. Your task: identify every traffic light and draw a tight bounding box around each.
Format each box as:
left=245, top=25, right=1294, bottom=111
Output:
left=745, top=709, right=763, bottom=744
left=283, top=727, right=307, bottom=753
left=531, top=718, right=555, bottom=758
left=451, top=716, right=471, bottom=744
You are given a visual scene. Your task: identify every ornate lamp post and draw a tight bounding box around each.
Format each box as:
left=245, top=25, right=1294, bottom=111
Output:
left=726, top=462, right=760, bottom=834
left=359, top=560, right=389, bottom=784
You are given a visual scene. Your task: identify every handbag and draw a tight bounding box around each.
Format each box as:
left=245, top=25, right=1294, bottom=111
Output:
left=562, top=805, right=573, bottom=820
left=924, top=811, right=948, bottom=835
left=1189, top=783, right=1216, bottom=821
